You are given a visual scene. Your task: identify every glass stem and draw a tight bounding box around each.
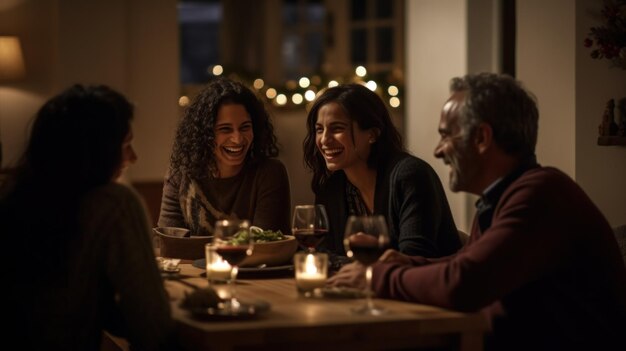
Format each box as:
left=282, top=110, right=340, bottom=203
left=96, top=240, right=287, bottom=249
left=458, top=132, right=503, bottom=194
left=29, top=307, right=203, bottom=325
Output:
left=229, top=266, right=239, bottom=308
left=365, top=265, right=374, bottom=311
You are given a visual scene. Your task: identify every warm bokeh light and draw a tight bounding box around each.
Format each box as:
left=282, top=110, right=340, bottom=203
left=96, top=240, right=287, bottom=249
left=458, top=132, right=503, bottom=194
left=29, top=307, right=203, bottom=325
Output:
left=266, top=88, right=277, bottom=99
left=178, top=96, right=190, bottom=107
left=355, top=66, right=367, bottom=77
left=389, top=97, right=400, bottom=108
left=304, top=90, right=316, bottom=101
left=286, top=80, right=297, bottom=90
left=366, top=80, right=377, bottom=91
left=292, top=93, right=304, bottom=104
left=276, top=94, right=287, bottom=105
left=299, top=77, right=310, bottom=88
left=388, top=85, right=399, bottom=96
left=328, top=80, right=339, bottom=88
left=253, top=78, right=265, bottom=90
left=311, top=75, right=322, bottom=85
left=212, top=65, right=223, bottom=76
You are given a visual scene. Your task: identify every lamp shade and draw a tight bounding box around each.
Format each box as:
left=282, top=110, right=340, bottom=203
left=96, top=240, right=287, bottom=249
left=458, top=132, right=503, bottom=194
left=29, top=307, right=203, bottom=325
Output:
left=0, top=36, right=25, bottom=81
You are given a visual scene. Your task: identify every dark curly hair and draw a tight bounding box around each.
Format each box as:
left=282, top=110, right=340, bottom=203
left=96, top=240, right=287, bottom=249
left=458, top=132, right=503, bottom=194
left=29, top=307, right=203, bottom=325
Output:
left=303, top=84, right=403, bottom=193
left=169, top=77, right=279, bottom=180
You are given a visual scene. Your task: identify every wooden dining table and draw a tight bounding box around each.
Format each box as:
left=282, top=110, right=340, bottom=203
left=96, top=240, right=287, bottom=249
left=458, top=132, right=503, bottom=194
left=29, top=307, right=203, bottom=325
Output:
left=165, top=264, right=488, bottom=351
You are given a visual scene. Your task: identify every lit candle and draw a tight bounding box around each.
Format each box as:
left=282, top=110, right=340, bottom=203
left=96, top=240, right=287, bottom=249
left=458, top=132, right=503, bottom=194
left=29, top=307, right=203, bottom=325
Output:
left=295, top=253, right=327, bottom=293
left=206, top=257, right=232, bottom=281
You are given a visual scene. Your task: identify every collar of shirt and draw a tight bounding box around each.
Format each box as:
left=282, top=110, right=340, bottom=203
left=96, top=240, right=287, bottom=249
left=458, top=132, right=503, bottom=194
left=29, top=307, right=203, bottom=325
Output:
left=475, top=155, right=539, bottom=233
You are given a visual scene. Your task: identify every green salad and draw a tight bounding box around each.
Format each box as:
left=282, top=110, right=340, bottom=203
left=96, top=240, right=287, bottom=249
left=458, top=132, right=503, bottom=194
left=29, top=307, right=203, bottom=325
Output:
left=229, top=227, right=285, bottom=245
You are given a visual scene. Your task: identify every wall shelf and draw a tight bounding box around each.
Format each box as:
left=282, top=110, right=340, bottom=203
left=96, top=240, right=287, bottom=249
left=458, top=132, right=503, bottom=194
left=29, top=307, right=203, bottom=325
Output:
left=597, top=136, right=626, bottom=146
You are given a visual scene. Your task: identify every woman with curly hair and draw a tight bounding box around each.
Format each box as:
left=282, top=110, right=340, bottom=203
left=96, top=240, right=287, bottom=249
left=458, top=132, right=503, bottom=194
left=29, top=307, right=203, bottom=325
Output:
left=303, top=84, right=460, bottom=257
left=158, top=77, right=291, bottom=235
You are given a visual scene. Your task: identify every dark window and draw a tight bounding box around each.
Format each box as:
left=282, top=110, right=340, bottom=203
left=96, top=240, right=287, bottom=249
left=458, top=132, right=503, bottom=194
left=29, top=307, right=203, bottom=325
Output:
left=375, top=0, right=392, bottom=19
left=376, top=27, right=393, bottom=63
left=282, top=0, right=326, bottom=80
left=351, top=0, right=366, bottom=21
left=178, top=0, right=222, bottom=84
left=351, top=29, right=367, bottom=64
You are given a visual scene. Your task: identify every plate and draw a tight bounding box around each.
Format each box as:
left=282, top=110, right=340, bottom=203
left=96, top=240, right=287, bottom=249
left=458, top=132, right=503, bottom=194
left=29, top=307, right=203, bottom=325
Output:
left=192, top=259, right=294, bottom=276
left=181, top=300, right=271, bottom=321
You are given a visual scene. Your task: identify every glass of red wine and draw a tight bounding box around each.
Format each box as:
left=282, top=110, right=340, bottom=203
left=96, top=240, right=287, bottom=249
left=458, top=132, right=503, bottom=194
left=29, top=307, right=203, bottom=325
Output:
left=344, top=215, right=390, bottom=316
left=213, top=219, right=253, bottom=312
left=291, top=204, right=329, bottom=253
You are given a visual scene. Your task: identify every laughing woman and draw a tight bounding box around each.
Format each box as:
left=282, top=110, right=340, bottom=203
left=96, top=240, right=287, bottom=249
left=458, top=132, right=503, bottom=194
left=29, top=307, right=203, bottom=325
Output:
left=303, top=84, right=461, bottom=257
left=159, top=78, right=291, bottom=235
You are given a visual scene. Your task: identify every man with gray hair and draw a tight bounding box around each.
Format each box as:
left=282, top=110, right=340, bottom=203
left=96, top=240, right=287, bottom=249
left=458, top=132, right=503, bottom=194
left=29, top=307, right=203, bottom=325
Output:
left=328, top=73, right=626, bottom=350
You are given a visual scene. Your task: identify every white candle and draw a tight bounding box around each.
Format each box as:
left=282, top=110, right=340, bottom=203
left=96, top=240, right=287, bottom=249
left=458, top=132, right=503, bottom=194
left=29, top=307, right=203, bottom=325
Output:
left=296, top=253, right=327, bottom=290
left=206, top=258, right=232, bottom=281
left=296, top=271, right=326, bottom=290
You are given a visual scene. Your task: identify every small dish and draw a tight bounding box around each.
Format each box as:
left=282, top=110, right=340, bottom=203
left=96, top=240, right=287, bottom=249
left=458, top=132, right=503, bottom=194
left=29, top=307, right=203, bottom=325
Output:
left=157, top=257, right=181, bottom=273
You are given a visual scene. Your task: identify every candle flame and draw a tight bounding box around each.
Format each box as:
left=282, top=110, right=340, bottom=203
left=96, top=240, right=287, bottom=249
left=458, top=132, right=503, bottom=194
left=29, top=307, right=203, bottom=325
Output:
left=305, top=253, right=318, bottom=274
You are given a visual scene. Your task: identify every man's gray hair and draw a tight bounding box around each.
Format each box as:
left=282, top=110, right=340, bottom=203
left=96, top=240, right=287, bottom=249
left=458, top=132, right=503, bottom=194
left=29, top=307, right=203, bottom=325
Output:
left=450, top=73, right=539, bottom=159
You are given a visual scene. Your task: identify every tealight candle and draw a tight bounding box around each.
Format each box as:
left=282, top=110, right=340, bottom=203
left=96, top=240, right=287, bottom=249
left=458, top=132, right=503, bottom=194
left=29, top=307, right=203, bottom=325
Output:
left=205, top=243, right=232, bottom=283
left=294, top=252, right=328, bottom=297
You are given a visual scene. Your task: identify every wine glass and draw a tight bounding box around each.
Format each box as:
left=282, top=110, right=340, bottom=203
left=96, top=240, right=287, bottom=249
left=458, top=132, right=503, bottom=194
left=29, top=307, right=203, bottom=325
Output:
left=291, top=204, right=329, bottom=253
left=344, top=215, right=390, bottom=316
left=213, top=219, right=253, bottom=312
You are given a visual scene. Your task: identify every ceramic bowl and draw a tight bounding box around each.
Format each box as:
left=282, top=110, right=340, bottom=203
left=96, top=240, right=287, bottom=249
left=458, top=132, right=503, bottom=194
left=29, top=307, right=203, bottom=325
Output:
left=153, top=227, right=212, bottom=260
left=240, top=235, right=298, bottom=267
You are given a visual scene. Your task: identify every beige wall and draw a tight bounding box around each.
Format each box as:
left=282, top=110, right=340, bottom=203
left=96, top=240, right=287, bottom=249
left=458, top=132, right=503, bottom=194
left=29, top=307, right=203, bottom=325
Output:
left=0, top=0, right=179, bottom=184
left=517, top=0, right=577, bottom=177
left=518, top=0, right=626, bottom=226
left=405, top=0, right=474, bottom=232
left=574, top=0, right=626, bottom=226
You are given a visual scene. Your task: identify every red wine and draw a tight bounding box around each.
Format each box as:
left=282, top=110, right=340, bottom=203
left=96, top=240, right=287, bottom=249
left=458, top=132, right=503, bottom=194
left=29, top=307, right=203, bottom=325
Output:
left=293, top=229, right=328, bottom=249
left=347, top=235, right=386, bottom=265
left=215, top=246, right=249, bottom=266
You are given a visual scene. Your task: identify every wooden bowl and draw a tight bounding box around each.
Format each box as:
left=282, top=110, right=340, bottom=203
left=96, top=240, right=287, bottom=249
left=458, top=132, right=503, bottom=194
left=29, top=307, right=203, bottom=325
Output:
left=241, top=235, right=298, bottom=267
left=153, top=227, right=212, bottom=260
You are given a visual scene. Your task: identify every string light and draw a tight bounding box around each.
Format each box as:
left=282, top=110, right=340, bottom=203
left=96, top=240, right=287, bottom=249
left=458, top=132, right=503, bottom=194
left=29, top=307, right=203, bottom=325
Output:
left=206, top=66, right=402, bottom=109
left=178, top=96, right=190, bottom=107
left=253, top=78, right=265, bottom=90
left=212, top=65, right=223, bottom=76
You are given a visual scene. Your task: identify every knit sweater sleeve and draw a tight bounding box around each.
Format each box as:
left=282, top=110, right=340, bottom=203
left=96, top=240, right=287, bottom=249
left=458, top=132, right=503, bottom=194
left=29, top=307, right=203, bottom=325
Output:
left=372, top=168, right=595, bottom=311
left=157, top=171, right=186, bottom=228
left=82, top=184, right=175, bottom=350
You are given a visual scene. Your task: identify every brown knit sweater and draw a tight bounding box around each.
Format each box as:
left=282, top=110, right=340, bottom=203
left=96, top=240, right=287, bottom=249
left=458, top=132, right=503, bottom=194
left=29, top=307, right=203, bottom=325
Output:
left=158, top=158, right=291, bottom=235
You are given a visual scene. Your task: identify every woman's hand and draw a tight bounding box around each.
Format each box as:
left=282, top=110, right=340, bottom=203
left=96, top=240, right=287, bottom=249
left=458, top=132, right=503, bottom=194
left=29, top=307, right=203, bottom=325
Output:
left=326, top=262, right=367, bottom=289
left=379, top=249, right=412, bottom=265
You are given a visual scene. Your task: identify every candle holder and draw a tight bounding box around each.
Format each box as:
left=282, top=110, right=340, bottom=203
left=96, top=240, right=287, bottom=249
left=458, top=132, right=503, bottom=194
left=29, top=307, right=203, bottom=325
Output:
left=294, top=252, right=328, bottom=297
left=205, top=243, right=233, bottom=284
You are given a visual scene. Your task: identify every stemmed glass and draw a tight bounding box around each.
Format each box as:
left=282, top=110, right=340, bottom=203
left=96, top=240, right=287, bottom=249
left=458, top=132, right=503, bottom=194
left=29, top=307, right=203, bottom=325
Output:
left=291, top=204, right=329, bottom=253
left=344, top=215, right=390, bottom=316
left=213, top=219, right=253, bottom=312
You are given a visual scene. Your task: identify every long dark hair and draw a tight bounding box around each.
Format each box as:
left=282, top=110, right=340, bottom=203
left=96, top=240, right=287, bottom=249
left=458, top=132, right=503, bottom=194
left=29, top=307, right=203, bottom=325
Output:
left=303, top=84, right=403, bottom=193
left=5, top=84, right=133, bottom=194
left=1, top=84, right=133, bottom=262
left=169, top=77, right=279, bottom=180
